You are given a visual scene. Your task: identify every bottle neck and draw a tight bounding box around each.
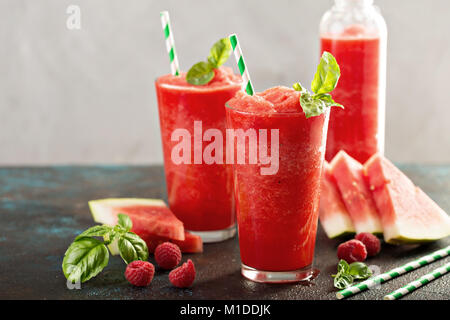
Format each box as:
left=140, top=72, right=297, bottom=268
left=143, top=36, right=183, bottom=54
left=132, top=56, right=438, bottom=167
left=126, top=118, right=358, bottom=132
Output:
left=335, top=0, right=374, bottom=8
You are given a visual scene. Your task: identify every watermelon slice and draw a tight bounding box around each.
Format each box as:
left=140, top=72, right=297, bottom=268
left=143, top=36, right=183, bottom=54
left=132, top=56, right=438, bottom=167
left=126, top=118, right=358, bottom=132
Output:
left=140, top=231, right=203, bottom=253
left=89, top=198, right=204, bottom=254
left=319, top=161, right=356, bottom=238
left=364, top=154, right=450, bottom=244
left=329, top=151, right=383, bottom=234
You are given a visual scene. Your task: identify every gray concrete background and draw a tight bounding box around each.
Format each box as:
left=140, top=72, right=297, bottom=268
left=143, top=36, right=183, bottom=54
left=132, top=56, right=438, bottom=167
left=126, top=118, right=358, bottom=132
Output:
left=1, top=0, right=449, bottom=165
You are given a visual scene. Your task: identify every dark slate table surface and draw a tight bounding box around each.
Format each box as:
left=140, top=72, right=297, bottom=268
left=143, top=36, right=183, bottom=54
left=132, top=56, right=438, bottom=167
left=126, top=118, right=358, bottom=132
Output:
left=0, top=165, right=449, bottom=300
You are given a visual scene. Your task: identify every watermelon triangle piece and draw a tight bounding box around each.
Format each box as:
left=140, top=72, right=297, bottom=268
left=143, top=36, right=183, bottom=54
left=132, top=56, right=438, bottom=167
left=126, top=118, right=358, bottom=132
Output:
left=364, top=154, right=450, bottom=244
left=89, top=198, right=185, bottom=241
left=329, top=151, right=383, bottom=234
left=319, top=161, right=356, bottom=238
left=88, top=198, right=204, bottom=254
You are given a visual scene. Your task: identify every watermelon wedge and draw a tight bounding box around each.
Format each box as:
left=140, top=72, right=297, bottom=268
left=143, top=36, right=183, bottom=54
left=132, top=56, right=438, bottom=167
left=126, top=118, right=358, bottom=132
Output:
left=319, top=161, right=355, bottom=238
left=88, top=198, right=203, bottom=254
left=140, top=231, right=203, bottom=253
left=364, top=154, right=450, bottom=244
left=329, top=151, right=383, bottom=234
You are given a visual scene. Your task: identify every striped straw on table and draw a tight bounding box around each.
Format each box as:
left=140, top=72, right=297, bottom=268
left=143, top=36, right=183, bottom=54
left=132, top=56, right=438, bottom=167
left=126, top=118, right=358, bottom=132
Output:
left=229, top=34, right=254, bottom=96
left=384, top=262, right=450, bottom=300
left=337, top=245, right=450, bottom=299
left=160, top=11, right=180, bottom=76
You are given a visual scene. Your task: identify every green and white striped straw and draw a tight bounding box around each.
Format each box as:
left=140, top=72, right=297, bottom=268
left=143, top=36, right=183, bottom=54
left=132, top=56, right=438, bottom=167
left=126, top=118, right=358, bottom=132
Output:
left=384, top=262, right=450, bottom=300
left=337, top=245, right=450, bottom=299
left=160, top=11, right=180, bottom=76
left=229, top=34, right=254, bottom=96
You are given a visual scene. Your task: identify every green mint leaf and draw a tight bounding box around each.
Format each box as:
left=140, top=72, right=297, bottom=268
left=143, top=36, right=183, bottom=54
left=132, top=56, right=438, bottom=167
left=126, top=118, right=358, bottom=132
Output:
left=311, top=51, right=341, bottom=95
left=117, top=231, right=149, bottom=264
left=186, top=61, right=215, bottom=85
left=74, top=225, right=112, bottom=241
left=348, top=262, right=373, bottom=280
left=208, top=38, right=232, bottom=69
left=334, top=273, right=354, bottom=290
left=62, top=237, right=109, bottom=283
left=117, top=213, right=132, bottom=232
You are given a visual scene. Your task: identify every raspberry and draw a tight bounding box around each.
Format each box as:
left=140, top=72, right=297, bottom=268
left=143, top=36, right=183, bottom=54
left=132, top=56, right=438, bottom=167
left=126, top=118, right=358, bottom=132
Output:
left=355, top=232, right=381, bottom=257
left=155, top=242, right=182, bottom=270
left=337, top=239, right=367, bottom=263
left=124, top=260, right=155, bottom=287
left=169, top=259, right=196, bottom=288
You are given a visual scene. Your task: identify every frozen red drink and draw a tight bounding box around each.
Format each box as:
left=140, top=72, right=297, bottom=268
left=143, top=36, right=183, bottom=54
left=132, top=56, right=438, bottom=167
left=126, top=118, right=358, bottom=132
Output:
left=226, top=86, right=329, bottom=282
left=155, top=67, right=241, bottom=242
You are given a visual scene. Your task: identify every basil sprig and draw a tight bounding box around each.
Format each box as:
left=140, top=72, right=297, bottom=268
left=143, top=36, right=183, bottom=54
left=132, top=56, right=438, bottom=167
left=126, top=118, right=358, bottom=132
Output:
left=186, top=38, right=232, bottom=85
left=293, top=51, right=344, bottom=118
left=62, top=213, right=148, bottom=284
left=332, top=260, right=373, bottom=290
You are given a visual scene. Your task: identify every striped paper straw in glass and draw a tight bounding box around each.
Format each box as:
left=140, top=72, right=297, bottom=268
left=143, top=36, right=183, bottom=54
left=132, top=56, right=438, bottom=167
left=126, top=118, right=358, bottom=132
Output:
left=229, top=34, right=254, bottom=96
left=337, top=245, right=450, bottom=299
left=160, top=11, right=180, bottom=76
left=384, top=262, right=450, bottom=300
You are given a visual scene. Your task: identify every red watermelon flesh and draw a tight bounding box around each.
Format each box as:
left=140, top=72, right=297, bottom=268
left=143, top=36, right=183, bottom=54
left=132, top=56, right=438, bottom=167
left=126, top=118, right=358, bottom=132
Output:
left=89, top=198, right=185, bottom=241
left=364, top=154, right=450, bottom=244
left=329, top=151, right=383, bottom=234
left=141, top=231, right=203, bottom=253
left=319, top=161, right=355, bottom=238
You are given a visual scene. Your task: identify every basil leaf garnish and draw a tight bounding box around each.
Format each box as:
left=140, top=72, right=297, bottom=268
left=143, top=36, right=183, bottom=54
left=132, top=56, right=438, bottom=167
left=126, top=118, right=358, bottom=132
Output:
left=186, top=37, right=232, bottom=85
left=117, top=213, right=132, bottom=232
left=186, top=61, right=215, bottom=85
left=117, top=231, right=149, bottom=264
left=293, top=51, right=344, bottom=118
left=62, top=237, right=109, bottom=283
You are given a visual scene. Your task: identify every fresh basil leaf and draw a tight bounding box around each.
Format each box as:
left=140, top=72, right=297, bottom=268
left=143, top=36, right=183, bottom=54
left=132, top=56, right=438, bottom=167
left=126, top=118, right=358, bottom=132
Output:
left=337, top=259, right=350, bottom=274
left=300, top=95, right=327, bottom=119
left=186, top=61, right=215, bottom=85
left=117, top=213, right=132, bottom=232
left=348, top=262, right=373, bottom=280
left=74, top=225, right=112, bottom=241
left=311, top=51, right=341, bottom=95
left=62, top=237, right=109, bottom=283
left=314, top=93, right=344, bottom=109
left=117, top=231, right=149, bottom=264
left=208, top=38, right=232, bottom=68
left=292, top=82, right=308, bottom=95
left=334, top=273, right=354, bottom=290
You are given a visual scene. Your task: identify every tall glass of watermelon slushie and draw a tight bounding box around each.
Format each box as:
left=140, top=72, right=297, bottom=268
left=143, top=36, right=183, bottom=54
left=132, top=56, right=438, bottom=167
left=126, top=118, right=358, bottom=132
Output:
left=226, top=86, right=329, bottom=282
left=155, top=67, right=242, bottom=242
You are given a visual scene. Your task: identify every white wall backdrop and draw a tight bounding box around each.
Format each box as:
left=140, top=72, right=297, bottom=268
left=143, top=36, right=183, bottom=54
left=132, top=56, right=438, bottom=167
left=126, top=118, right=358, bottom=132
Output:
left=1, top=0, right=450, bottom=165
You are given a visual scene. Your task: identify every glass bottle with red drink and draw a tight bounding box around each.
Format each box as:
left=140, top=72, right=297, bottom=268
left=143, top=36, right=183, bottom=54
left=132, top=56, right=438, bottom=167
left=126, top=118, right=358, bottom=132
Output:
left=320, top=0, right=387, bottom=163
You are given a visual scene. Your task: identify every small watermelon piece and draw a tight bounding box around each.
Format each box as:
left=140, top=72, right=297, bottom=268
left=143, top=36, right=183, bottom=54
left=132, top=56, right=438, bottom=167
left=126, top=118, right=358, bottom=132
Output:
left=319, top=161, right=356, bottom=238
left=140, top=231, right=203, bottom=254
left=329, top=151, right=383, bottom=234
left=173, top=232, right=203, bottom=253
left=88, top=198, right=203, bottom=254
left=89, top=198, right=185, bottom=241
left=364, top=154, right=450, bottom=244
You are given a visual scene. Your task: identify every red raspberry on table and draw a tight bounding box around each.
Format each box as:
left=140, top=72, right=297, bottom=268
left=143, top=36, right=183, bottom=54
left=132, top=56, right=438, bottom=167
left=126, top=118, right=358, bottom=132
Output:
left=355, top=232, right=381, bottom=257
left=169, top=259, right=196, bottom=288
left=125, top=260, right=155, bottom=287
left=155, top=242, right=182, bottom=270
left=337, top=239, right=367, bottom=263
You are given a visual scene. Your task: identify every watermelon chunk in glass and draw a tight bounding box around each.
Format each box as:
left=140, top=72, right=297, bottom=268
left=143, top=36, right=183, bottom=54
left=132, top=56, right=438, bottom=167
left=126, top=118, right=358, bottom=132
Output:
left=329, top=150, right=383, bottom=234
left=319, top=161, right=355, bottom=238
left=89, top=198, right=203, bottom=254
left=364, top=154, right=450, bottom=244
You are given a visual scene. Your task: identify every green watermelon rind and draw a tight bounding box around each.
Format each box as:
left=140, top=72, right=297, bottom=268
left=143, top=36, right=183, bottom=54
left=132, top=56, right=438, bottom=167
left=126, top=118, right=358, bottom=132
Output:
left=386, top=236, right=446, bottom=245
